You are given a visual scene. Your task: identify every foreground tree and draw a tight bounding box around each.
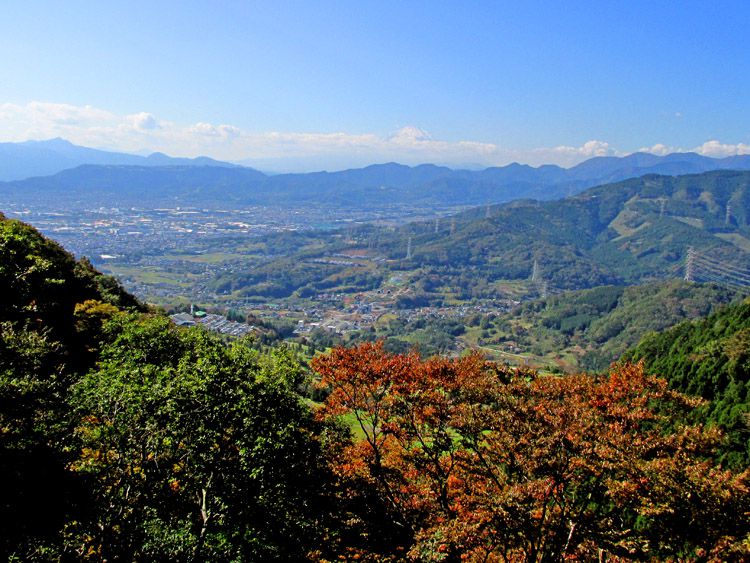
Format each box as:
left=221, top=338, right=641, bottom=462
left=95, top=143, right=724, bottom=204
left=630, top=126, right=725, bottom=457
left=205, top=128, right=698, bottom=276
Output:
left=67, top=314, right=333, bottom=561
left=314, top=342, right=750, bottom=561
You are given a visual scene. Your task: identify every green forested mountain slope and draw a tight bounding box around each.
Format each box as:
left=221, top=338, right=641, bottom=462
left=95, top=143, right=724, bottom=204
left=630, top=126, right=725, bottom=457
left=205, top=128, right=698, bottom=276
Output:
left=480, top=281, right=739, bottom=372
left=0, top=211, right=142, bottom=373
left=627, top=298, right=750, bottom=468
left=215, top=170, right=750, bottom=300
left=390, top=170, right=750, bottom=288
left=0, top=212, right=144, bottom=554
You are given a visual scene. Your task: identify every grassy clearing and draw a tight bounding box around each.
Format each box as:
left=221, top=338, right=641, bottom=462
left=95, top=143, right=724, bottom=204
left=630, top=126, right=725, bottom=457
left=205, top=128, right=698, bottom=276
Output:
left=672, top=215, right=704, bottom=229
left=306, top=399, right=369, bottom=441
left=716, top=232, right=750, bottom=253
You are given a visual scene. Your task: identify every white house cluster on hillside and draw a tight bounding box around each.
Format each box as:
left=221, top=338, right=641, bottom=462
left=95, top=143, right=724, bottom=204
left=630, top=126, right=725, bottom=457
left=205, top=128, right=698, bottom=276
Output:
left=170, top=312, right=254, bottom=337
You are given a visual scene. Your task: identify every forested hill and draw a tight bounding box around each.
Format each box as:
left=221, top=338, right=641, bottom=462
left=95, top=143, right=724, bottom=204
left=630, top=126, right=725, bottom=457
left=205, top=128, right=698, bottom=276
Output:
left=0, top=211, right=142, bottom=330
left=627, top=298, right=750, bottom=469
left=3, top=147, right=750, bottom=208
left=215, top=170, right=750, bottom=300
left=391, top=170, right=750, bottom=287
left=0, top=212, right=334, bottom=559
left=0, top=212, right=142, bottom=553
left=487, top=281, right=739, bottom=372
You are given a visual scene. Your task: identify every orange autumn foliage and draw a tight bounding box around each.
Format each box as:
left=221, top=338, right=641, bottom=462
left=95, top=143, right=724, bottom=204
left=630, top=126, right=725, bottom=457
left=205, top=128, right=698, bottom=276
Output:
left=313, top=342, right=750, bottom=562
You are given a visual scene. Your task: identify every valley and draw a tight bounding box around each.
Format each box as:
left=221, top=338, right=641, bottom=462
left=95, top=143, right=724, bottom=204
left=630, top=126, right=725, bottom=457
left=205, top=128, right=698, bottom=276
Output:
left=5, top=167, right=750, bottom=371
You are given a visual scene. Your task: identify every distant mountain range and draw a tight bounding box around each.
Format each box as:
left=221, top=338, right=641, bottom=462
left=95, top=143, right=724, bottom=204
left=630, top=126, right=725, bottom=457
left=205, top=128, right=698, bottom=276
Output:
left=2, top=138, right=750, bottom=208
left=0, top=138, right=239, bottom=181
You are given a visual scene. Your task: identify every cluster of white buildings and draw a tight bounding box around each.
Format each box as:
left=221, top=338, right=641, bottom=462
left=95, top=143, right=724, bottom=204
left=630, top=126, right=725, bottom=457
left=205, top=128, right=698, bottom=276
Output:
left=170, top=311, right=255, bottom=337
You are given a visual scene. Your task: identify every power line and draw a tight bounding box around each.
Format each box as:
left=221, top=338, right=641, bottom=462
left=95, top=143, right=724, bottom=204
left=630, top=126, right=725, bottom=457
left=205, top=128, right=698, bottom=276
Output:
left=691, top=271, right=747, bottom=292
left=692, top=257, right=750, bottom=285
left=531, top=259, right=540, bottom=283
left=685, top=247, right=750, bottom=292
left=692, top=253, right=750, bottom=280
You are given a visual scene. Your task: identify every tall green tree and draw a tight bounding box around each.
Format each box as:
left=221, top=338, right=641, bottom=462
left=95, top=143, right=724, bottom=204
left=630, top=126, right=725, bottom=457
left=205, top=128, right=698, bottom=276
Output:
left=68, top=314, right=333, bottom=561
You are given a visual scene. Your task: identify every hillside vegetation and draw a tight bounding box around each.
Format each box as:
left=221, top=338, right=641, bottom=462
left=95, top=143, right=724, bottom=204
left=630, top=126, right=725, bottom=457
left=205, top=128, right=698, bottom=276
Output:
left=0, top=212, right=142, bottom=553
left=210, top=170, right=750, bottom=302
left=476, top=281, right=739, bottom=371
left=327, top=281, right=738, bottom=365
left=628, top=298, right=750, bottom=469
left=0, top=213, right=336, bottom=560
left=384, top=170, right=750, bottom=288
left=1, top=213, right=749, bottom=560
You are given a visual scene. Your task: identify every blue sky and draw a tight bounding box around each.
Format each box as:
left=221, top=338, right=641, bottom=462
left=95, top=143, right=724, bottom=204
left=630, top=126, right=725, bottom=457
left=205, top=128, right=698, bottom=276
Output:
left=1, top=1, right=748, bottom=170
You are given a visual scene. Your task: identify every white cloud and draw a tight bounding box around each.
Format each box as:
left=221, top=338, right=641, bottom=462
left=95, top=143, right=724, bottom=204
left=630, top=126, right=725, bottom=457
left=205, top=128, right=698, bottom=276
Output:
left=545, top=140, right=618, bottom=159
left=128, top=112, right=160, bottom=131
left=0, top=101, right=747, bottom=171
left=638, top=140, right=750, bottom=158
left=0, top=101, right=118, bottom=139
left=26, top=101, right=115, bottom=126
left=189, top=122, right=240, bottom=138
left=694, top=140, right=750, bottom=158
left=638, top=143, right=673, bottom=156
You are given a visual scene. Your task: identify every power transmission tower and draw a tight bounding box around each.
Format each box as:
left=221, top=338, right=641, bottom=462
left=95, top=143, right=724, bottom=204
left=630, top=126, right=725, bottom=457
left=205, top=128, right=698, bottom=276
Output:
left=685, top=247, right=695, bottom=282
left=726, top=203, right=732, bottom=225
left=660, top=198, right=666, bottom=217
left=486, top=204, right=492, bottom=219
left=530, top=259, right=548, bottom=297
left=406, top=236, right=413, bottom=260
left=531, top=259, right=540, bottom=283
left=450, top=218, right=456, bottom=235
left=434, top=217, right=440, bottom=234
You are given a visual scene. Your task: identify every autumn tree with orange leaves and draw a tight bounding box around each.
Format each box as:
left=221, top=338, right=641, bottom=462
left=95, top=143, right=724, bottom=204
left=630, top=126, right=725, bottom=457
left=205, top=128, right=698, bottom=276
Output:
left=313, top=342, right=750, bottom=562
